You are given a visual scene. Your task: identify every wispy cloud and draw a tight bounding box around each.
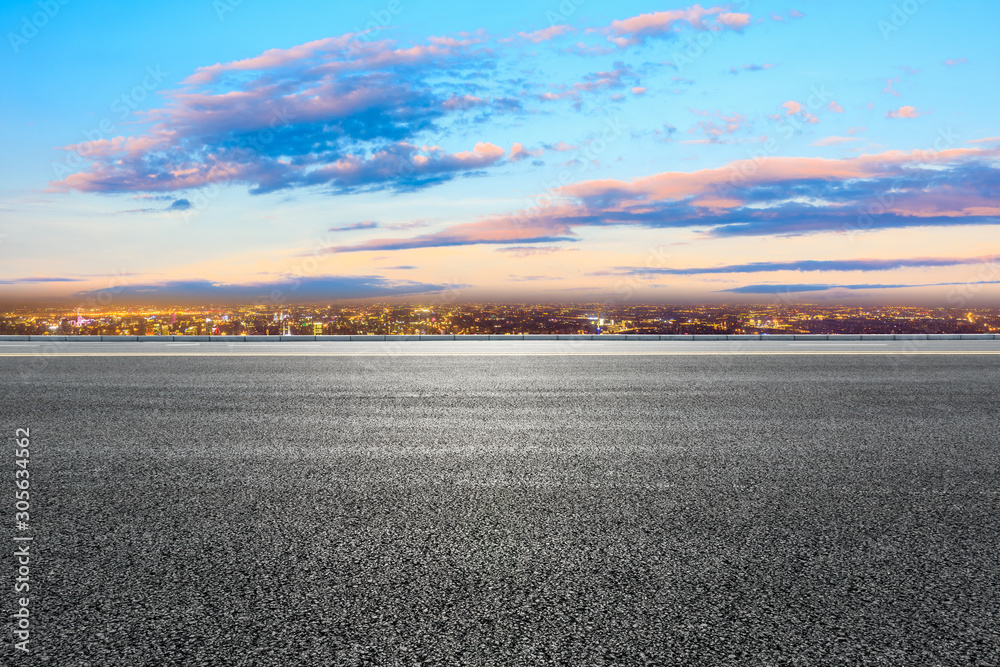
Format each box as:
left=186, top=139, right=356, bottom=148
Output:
left=329, top=221, right=378, bottom=232
left=811, top=136, right=860, bottom=147
left=72, top=275, right=455, bottom=303
left=729, top=63, right=773, bottom=75
left=324, top=145, right=1000, bottom=252
left=719, top=280, right=1000, bottom=294
left=0, top=276, right=87, bottom=285
left=604, top=7, right=753, bottom=48
left=608, top=254, right=1000, bottom=275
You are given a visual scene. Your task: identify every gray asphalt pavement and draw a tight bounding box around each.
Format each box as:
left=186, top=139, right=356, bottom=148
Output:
left=2, top=352, right=999, bottom=665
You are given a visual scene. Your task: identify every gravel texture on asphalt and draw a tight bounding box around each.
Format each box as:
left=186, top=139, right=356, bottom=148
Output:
left=1, top=354, right=999, bottom=666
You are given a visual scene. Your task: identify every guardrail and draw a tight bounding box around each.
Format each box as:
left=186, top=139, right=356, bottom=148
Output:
left=1, top=334, right=996, bottom=342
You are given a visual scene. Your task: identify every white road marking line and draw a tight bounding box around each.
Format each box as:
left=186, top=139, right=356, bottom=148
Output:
left=1, top=351, right=999, bottom=357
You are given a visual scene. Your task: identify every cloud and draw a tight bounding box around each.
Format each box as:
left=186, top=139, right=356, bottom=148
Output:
left=120, top=197, right=195, bottom=214
left=510, top=142, right=543, bottom=161
left=716, top=12, right=752, bottom=31
left=782, top=100, right=819, bottom=124
left=442, top=94, right=488, bottom=111
left=329, top=221, right=378, bottom=232
left=811, top=136, right=860, bottom=147
left=545, top=141, right=578, bottom=152
left=322, top=145, right=1000, bottom=252
left=688, top=108, right=747, bottom=139
left=719, top=280, right=1000, bottom=294
left=516, top=25, right=573, bottom=43
left=567, top=62, right=639, bottom=97
left=495, top=246, right=571, bottom=258
left=72, top=275, right=456, bottom=303
left=507, top=275, right=560, bottom=282
left=886, top=105, right=921, bottom=119
left=828, top=101, right=844, bottom=113
left=729, top=63, right=773, bottom=75
left=604, top=6, right=754, bottom=47
left=49, top=30, right=518, bottom=196
left=882, top=77, right=900, bottom=96
left=383, top=219, right=433, bottom=231
left=0, top=276, right=87, bottom=285
left=944, top=58, right=968, bottom=66
left=609, top=254, right=1000, bottom=275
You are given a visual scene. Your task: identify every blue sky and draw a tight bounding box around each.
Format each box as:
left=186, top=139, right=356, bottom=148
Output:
left=1, top=0, right=998, bottom=306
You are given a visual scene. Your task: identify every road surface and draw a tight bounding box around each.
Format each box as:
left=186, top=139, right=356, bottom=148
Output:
left=1, top=346, right=998, bottom=664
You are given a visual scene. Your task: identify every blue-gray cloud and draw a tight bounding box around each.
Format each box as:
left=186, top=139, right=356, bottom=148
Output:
left=607, top=255, right=999, bottom=275
left=329, top=221, right=378, bottom=232
left=718, top=280, right=1000, bottom=294
left=73, top=275, right=456, bottom=303
left=0, top=277, right=86, bottom=285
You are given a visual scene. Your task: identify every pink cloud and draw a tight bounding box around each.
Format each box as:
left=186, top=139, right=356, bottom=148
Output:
left=510, top=142, right=543, bottom=161
left=688, top=108, right=747, bottom=139
left=442, top=94, right=488, bottom=110
left=560, top=147, right=995, bottom=204
left=517, top=25, right=573, bottom=43
left=781, top=101, right=818, bottom=124
left=944, top=58, right=968, bottom=66
left=882, top=77, right=901, bottom=96
left=886, top=105, right=921, bottom=119
left=605, top=6, right=753, bottom=47
left=48, top=29, right=522, bottom=196
left=829, top=101, right=844, bottom=113
left=326, top=145, right=1000, bottom=253
left=811, top=136, right=860, bottom=147
left=716, top=12, right=751, bottom=31
left=495, top=246, right=572, bottom=257
left=782, top=100, right=804, bottom=115
left=631, top=86, right=647, bottom=95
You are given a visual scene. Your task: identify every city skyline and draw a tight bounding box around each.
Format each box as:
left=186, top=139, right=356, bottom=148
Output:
left=3, top=302, right=997, bottom=337
left=2, top=1, right=999, bottom=306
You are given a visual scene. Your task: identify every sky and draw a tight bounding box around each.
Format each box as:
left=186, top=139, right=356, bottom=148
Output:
left=1, top=0, right=999, bottom=307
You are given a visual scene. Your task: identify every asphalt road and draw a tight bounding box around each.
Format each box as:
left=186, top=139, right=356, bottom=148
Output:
left=1, top=352, right=999, bottom=665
